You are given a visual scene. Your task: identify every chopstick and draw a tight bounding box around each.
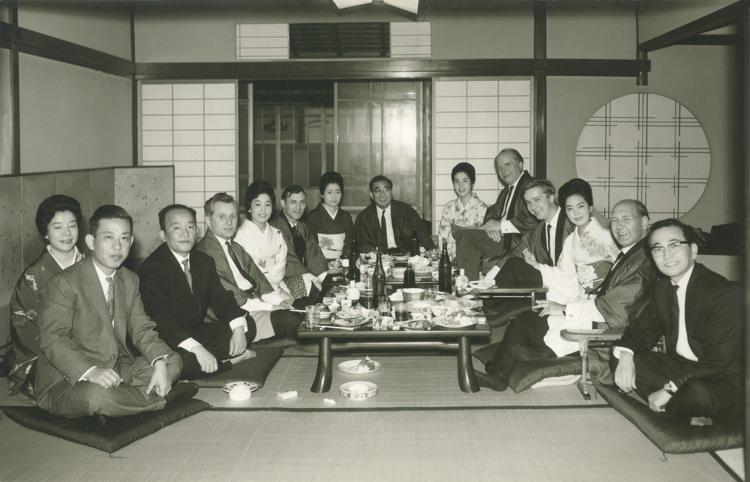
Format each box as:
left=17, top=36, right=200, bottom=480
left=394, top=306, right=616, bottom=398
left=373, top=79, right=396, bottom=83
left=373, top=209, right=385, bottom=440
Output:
left=320, top=325, right=355, bottom=331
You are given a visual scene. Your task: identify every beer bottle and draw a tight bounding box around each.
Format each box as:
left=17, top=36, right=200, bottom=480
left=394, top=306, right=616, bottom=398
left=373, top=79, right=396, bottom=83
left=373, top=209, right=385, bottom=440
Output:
left=409, top=222, right=420, bottom=256
left=403, top=261, right=416, bottom=289
left=438, top=243, right=452, bottom=294
left=347, top=232, right=360, bottom=282
left=372, top=248, right=387, bottom=308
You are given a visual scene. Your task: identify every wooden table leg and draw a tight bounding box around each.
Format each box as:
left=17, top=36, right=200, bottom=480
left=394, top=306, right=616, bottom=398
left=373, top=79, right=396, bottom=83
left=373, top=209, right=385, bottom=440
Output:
left=577, top=338, right=591, bottom=400
left=310, top=336, right=333, bottom=393
left=457, top=336, right=479, bottom=393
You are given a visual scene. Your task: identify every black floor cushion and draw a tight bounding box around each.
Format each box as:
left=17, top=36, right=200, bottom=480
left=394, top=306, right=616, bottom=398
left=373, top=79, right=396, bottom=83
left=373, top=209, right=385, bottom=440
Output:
left=2, top=398, right=209, bottom=453
left=594, top=381, right=744, bottom=454
left=191, top=346, right=284, bottom=388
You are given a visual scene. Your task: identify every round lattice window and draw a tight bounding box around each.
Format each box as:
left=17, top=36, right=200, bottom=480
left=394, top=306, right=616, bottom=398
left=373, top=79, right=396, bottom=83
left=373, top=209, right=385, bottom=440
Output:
left=575, top=93, right=710, bottom=222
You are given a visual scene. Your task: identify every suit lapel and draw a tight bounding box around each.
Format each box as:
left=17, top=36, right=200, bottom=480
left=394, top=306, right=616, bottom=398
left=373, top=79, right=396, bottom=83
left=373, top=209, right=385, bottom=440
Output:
left=112, top=272, right=130, bottom=353
left=554, top=213, right=568, bottom=263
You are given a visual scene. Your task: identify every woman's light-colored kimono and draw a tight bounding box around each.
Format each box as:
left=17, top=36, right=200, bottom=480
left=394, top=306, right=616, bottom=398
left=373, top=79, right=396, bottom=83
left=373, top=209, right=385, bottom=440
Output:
left=538, top=217, right=620, bottom=356
left=234, top=219, right=292, bottom=298
left=437, top=192, right=488, bottom=261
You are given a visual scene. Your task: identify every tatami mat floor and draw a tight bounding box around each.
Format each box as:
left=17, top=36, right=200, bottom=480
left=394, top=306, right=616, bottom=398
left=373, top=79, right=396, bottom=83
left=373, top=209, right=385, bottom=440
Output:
left=0, top=352, right=744, bottom=481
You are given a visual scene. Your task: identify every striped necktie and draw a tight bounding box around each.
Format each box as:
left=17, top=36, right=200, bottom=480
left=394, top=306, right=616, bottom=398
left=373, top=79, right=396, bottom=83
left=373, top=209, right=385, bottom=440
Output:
left=182, top=258, right=193, bottom=292
left=105, top=276, right=114, bottom=319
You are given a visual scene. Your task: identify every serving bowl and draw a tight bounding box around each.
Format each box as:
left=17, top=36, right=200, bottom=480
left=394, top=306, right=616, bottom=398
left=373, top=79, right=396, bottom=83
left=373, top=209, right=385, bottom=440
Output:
left=402, top=288, right=425, bottom=301
left=340, top=381, right=378, bottom=400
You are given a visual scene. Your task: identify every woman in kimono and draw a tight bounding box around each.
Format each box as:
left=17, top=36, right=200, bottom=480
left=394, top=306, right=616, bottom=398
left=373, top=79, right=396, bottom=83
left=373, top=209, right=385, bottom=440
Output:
left=234, top=181, right=294, bottom=301
left=305, top=171, right=354, bottom=269
left=522, top=178, right=620, bottom=355
left=524, top=178, right=619, bottom=303
left=7, top=194, right=85, bottom=397
left=437, top=162, right=488, bottom=261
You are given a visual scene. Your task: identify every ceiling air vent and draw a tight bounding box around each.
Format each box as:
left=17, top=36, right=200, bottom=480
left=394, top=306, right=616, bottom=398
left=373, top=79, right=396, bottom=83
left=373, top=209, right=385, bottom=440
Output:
left=289, top=23, right=390, bottom=59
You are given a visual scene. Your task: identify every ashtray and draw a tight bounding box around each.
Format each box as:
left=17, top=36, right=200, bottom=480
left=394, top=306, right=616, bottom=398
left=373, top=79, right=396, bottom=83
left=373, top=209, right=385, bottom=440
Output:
left=339, top=381, right=378, bottom=400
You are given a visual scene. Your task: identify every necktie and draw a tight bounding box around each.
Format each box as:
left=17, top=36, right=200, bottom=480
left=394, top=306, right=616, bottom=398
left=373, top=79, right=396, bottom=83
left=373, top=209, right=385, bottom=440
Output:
left=500, top=186, right=514, bottom=219
left=292, top=224, right=307, bottom=265
left=225, top=241, right=258, bottom=298
left=182, top=258, right=193, bottom=292
left=380, top=209, right=389, bottom=251
left=669, top=284, right=679, bottom=325
left=546, top=224, right=553, bottom=265
left=105, top=276, right=114, bottom=319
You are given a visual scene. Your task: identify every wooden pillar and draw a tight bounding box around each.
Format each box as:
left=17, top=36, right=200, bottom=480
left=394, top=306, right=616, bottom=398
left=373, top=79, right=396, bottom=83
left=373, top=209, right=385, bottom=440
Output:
left=533, top=1, right=546, bottom=179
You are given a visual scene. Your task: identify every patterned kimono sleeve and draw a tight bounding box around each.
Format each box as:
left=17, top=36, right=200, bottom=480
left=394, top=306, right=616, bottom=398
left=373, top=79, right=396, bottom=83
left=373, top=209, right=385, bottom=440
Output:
left=8, top=271, right=44, bottom=393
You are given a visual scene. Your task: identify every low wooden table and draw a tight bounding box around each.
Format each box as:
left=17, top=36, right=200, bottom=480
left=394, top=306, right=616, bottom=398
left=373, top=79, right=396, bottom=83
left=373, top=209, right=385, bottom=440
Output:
left=298, top=324, right=492, bottom=394
left=473, top=287, right=548, bottom=306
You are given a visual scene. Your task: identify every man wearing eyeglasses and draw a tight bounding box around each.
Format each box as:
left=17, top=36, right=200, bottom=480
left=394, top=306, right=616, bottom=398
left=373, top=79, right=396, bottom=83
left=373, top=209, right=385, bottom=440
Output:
left=353, top=175, right=435, bottom=254
left=611, top=218, right=742, bottom=422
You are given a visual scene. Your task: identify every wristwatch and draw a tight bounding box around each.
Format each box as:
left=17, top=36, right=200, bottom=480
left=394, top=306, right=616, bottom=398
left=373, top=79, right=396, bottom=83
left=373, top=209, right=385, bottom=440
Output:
left=663, top=381, right=677, bottom=395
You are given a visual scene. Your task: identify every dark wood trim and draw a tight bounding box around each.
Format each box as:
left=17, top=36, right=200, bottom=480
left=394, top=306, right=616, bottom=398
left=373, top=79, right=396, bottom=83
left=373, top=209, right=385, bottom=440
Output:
left=134, top=58, right=648, bottom=81
left=130, top=6, right=138, bottom=167
left=422, top=80, right=432, bottom=221
left=742, top=5, right=750, bottom=480
left=533, top=1, right=546, bottom=178
left=638, top=1, right=744, bottom=53
left=0, top=21, right=133, bottom=77
left=10, top=6, right=20, bottom=174
left=673, top=34, right=741, bottom=46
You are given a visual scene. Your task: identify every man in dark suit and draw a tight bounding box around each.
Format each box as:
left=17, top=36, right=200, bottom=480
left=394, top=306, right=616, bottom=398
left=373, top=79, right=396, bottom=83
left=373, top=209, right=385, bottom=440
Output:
left=196, top=192, right=301, bottom=341
left=272, top=185, right=328, bottom=302
left=353, top=175, right=436, bottom=255
left=455, top=149, right=540, bottom=280
left=611, top=218, right=742, bottom=420
left=35, top=205, right=190, bottom=419
left=138, top=204, right=257, bottom=381
left=476, top=199, right=657, bottom=391
left=492, top=179, right=574, bottom=287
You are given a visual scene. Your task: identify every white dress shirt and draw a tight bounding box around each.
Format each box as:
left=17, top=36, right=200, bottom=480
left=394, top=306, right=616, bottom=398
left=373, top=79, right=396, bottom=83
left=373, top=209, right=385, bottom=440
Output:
left=379, top=205, right=398, bottom=249
left=499, top=174, right=523, bottom=235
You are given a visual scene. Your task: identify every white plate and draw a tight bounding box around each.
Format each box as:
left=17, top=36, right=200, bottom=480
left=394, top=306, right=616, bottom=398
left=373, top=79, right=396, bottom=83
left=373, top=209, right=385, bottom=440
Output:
left=433, top=318, right=478, bottom=329
left=337, top=358, right=382, bottom=374
left=333, top=316, right=370, bottom=327
left=340, top=381, right=378, bottom=400
left=221, top=381, right=260, bottom=393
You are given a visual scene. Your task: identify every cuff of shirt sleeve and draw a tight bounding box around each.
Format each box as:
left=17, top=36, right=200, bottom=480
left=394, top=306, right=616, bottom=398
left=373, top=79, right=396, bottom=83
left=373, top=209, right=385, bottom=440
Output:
left=151, top=354, right=170, bottom=367
left=612, top=346, right=634, bottom=359
left=242, top=298, right=273, bottom=313
left=500, top=220, right=520, bottom=234
left=79, top=366, right=97, bottom=382
left=229, top=317, right=248, bottom=333
left=261, top=292, right=283, bottom=305
left=178, top=337, right=202, bottom=352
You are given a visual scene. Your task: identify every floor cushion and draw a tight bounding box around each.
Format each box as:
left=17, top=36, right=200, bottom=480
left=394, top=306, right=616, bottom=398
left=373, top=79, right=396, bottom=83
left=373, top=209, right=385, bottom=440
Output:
left=192, top=346, right=284, bottom=388
left=508, top=356, right=581, bottom=393
left=595, top=381, right=744, bottom=454
left=2, top=398, right=209, bottom=453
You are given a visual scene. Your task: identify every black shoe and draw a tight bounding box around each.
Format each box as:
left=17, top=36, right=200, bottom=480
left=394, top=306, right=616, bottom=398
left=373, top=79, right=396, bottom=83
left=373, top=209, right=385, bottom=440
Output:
left=165, top=382, right=198, bottom=406
left=93, top=414, right=108, bottom=430
left=474, top=370, right=508, bottom=392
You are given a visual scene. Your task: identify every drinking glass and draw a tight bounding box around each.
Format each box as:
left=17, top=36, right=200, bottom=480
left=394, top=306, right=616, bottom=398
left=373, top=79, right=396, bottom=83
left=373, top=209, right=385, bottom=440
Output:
left=305, top=305, right=320, bottom=329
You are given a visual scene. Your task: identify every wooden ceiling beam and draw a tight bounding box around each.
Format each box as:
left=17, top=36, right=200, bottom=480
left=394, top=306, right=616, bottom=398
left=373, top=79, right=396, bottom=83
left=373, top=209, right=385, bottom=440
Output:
left=639, top=2, right=744, bottom=53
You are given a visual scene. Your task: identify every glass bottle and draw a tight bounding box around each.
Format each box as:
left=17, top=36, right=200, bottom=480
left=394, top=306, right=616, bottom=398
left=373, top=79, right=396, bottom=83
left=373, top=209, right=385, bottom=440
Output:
left=438, top=243, right=452, bottom=294
left=347, top=232, right=361, bottom=282
left=371, top=247, right=387, bottom=309
left=403, top=261, right=416, bottom=289
left=409, top=222, right=420, bottom=256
